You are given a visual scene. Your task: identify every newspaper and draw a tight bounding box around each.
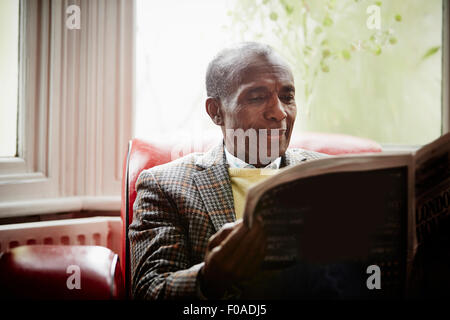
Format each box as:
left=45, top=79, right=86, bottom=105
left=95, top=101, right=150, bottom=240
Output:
left=241, top=132, right=450, bottom=299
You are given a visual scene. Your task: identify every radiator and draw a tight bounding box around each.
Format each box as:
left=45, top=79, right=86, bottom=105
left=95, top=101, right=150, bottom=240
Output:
left=0, top=216, right=122, bottom=262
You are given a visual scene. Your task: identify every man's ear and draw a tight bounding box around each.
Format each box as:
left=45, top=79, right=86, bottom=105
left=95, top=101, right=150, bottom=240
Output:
left=205, top=97, right=224, bottom=126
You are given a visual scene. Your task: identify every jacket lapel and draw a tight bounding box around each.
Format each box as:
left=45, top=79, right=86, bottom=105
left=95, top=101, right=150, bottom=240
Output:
left=193, top=143, right=236, bottom=232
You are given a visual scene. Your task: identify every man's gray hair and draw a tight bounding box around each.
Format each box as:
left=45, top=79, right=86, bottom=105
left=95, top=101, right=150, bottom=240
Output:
left=205, top=42, right=275, bottom=102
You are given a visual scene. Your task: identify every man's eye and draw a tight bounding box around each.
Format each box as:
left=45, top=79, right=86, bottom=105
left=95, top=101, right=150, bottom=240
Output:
left=249, top=96, right=266, bottom=102
left=280, top=95, right=295, bottom=102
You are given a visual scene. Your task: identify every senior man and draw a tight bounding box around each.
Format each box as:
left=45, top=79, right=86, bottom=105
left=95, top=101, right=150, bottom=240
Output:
left=129, top=42, right=325, bottom=300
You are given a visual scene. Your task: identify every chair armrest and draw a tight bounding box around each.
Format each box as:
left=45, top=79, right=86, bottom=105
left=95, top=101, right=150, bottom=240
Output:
left=0, top=245, right=124, bottom=299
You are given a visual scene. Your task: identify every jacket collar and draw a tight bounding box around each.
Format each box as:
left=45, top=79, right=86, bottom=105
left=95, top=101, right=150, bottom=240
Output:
left=194, top=142, right=307, bottom=169
left=194, top=143, right=227, bottom=169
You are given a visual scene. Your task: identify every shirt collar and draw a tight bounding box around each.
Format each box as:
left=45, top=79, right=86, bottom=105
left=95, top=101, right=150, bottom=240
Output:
left=224, top=145, right=281, bottom=169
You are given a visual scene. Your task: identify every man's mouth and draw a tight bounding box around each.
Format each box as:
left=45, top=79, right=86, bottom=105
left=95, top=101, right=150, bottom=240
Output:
left=265, top=128, right=287, bottom=138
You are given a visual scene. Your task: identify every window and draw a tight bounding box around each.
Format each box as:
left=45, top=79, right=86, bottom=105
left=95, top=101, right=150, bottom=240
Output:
left=0, top=0, right=134, bottom=218
left=0, top=0, right=19, bottom=157
left=135, top=0, right=232, bottom=145
left=135, top=0, right=445, bottom=146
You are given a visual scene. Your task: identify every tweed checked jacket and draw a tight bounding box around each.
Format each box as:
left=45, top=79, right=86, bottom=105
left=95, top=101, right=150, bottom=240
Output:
left=128, top=142, right=326, bottom=300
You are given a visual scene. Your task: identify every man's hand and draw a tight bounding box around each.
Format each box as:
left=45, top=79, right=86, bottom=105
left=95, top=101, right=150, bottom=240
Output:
left=200, top=217, right=267, bottom=298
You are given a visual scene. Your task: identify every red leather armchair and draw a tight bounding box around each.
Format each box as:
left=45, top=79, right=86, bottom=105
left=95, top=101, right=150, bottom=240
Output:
left=120, top=133, right=382, bottom=297
left=0, top=245, right=124, bottom=299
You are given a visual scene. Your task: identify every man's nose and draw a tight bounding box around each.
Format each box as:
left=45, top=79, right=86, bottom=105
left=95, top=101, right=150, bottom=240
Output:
left=263, top=96, right=287, bottom=122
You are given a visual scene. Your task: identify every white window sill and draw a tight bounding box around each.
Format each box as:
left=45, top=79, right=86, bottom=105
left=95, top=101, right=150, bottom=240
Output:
left=380, top=145, right=421, bottom=153
left=0, top=196, right=121, bottom=219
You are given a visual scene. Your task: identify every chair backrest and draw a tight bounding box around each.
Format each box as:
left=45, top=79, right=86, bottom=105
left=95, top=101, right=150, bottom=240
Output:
left=120, top=133, right=382, bottom=297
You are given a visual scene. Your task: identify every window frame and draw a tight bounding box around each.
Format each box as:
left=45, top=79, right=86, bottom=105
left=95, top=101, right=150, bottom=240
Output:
left=442, top=0, right=450, bottom=135
left=0, top=0, right=134, bottom=219
left=0, top=0, right=52, bottom=188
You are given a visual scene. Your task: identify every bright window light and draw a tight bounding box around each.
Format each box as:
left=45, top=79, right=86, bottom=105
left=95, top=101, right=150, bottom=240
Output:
left=135, top=0, right=443, bottom=146
left=0, top=0, right=19, bottom=157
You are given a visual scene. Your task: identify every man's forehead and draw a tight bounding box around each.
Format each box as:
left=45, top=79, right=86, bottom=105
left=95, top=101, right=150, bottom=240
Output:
left=236, top=79, right=294, bottom=93
left=234, top=63, right=294, bottom=94
left=232, top=54, right=293, bottom=84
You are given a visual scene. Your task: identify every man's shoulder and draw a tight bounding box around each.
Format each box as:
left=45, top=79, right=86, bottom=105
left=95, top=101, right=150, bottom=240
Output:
left=285, top=148, right=330, bottom=166
left=140, top=152, right=205, bottom=180
left=137, top=143, right=225, bottom=185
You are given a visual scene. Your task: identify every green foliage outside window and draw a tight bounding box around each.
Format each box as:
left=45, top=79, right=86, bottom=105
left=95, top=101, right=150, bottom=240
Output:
left=226, top=0, right=442, bottom=145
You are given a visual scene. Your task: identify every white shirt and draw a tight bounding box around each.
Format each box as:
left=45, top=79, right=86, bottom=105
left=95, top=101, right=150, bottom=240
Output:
left=224, top=145, right=282, bottom=169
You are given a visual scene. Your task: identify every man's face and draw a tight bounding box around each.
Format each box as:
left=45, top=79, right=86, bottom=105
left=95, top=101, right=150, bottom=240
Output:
left=220, top=54, right=297, bottom=167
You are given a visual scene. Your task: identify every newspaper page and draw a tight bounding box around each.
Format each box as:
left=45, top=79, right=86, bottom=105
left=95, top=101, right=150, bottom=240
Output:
left=408, top=132, right=450, bottom=296
left=242, top=154, right=413, bottom=298
left=414, top=132, right=450, bottom=245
